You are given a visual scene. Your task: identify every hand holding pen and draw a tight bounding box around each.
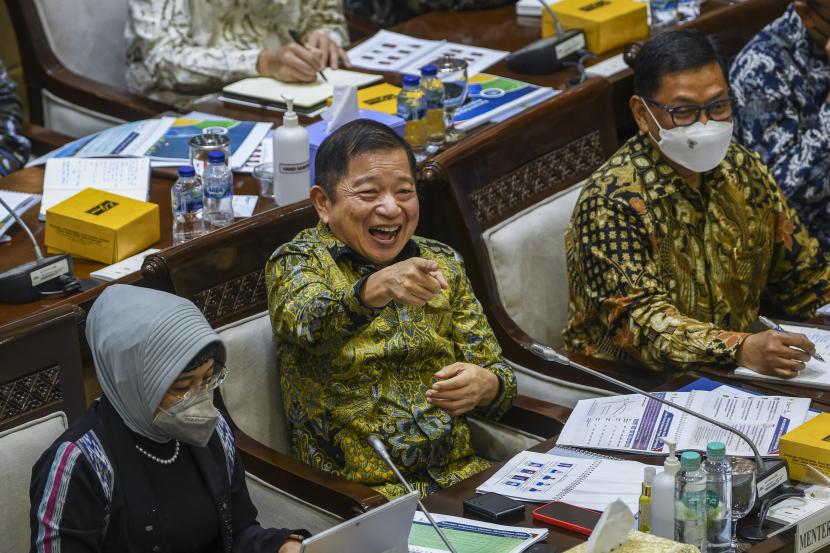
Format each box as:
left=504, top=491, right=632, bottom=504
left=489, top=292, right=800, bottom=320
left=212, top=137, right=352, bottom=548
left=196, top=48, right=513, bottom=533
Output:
left=759, top=316, right=825, bottom=362
left=256, top=31, right=348, bottom=83
left=736, top=316, right=822, bottom=378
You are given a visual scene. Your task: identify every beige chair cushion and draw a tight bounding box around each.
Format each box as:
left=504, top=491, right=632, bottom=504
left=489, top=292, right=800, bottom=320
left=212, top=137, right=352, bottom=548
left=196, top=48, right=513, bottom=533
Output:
left=468, top=417, right=541, bottom=462
left=245, top=472, right=340, bottom=534
left=509, top=360, right=612, bottom=409
left=217, top=312, right=290, bottom=454
left=0, top=412, right=68, bottom=553
left=483, top=180, right=585, bottom=349
left=42, top=90, right=125, bottom=138
left=33, top=0, right=129, bottom=89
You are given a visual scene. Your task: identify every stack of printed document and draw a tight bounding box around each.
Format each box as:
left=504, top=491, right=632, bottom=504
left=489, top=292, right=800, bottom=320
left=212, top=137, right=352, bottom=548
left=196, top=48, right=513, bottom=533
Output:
left=28, top=116, right=270, bottom=171
left=557, top=390, right=812, bottom=458
left=409, top=512, right=547, bottom=553
left=476, top=449, right=659, bottom=515
left=348, top=30, right=509, bottom=76
left=732, top=324, right=830, bottom=390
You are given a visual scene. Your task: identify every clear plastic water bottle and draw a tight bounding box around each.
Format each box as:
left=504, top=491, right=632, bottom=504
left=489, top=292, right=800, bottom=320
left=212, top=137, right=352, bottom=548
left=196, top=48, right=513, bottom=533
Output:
left=202, top=150, right=234, bottom=228
left=171, top=165, right=205, bottom=245
left=420, top=65, right=445, bottom=148
left=650, top=0, right=678, bottom=29
left=677, top=0, right=701, bottom=20
left=676, top=451, right=706, bottom=551
left=704, top=442, right=732, bottom=552
left=397, top=74, right=427, bottom=158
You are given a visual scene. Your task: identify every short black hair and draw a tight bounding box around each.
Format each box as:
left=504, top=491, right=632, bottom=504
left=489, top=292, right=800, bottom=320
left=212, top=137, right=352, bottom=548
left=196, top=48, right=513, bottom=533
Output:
left=183, top=343, right=219, bottom=373
left=314, top=119, right=417, bottom=200
left=633, top=29, right=728, bottom=99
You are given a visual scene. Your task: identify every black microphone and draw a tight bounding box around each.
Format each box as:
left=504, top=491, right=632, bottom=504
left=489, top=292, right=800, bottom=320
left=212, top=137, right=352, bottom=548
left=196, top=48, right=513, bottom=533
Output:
left=506, top=0, right=587, bottom=75
left=368, top=435, right=458, bottom=553
left=525, top=342, right=790, bottom=505
left=0, top=196, right=81, bottom=303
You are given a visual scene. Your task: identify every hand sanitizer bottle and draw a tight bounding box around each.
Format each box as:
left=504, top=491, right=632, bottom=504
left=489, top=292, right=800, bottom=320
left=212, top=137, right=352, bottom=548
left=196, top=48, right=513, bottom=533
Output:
left=651, top=437, right=681, bottom=539
left=273, top=95, right=310, bottom=206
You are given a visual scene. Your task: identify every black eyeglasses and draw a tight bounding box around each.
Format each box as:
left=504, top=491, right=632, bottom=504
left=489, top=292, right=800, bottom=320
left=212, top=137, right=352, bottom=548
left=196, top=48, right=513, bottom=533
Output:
left=643, top=97, right=734, bottom=127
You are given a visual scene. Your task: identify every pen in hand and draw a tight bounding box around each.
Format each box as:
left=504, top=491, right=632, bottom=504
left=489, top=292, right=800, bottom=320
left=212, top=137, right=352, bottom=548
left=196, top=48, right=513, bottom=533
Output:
left=759, top=315, right=825, bottom=362
left=288, top=29, right=327, bottom=82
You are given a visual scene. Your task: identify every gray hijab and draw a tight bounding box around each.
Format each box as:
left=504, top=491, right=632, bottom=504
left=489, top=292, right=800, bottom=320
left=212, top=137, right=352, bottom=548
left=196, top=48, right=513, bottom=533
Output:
left=86, top=284, right=226, bottom=442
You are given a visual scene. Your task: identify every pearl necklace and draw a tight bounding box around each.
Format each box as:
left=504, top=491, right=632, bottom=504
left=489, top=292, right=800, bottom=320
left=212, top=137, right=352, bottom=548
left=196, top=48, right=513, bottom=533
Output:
left=135, top=440, right=180, bottom=465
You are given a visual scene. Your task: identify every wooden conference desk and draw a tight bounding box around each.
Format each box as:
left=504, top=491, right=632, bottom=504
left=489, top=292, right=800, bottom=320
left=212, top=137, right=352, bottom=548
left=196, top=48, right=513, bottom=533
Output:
left=426, top=373, right=829, bottom=553
left=0, top=167, right=274, bottom=327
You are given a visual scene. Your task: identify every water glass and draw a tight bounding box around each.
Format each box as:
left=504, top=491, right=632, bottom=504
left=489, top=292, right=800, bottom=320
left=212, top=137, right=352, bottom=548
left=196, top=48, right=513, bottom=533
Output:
left=189, top=128, right=231, bottom=179
left=435, top=56, right=469, bottom=143
left=729, top=457, right=757, bottom=552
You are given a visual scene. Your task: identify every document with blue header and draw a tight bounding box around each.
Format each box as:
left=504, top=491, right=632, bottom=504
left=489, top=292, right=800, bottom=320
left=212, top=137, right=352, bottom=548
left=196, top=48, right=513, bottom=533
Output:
left=557, top=391, right=811, bottom=458
left=409, top=511, right=547, bottom=553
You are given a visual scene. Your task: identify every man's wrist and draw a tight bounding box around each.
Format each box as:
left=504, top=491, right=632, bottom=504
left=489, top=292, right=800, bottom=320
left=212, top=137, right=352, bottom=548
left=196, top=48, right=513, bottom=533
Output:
left=361, top=272, right=390, bottom=308
left=477, top=369, right=500, bottom=406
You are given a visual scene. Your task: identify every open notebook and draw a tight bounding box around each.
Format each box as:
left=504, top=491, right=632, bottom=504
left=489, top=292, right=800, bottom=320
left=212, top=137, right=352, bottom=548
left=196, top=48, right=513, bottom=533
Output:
left=221, top=68, right=382, bottom=113
left=476, top=449, right=658, bottom=515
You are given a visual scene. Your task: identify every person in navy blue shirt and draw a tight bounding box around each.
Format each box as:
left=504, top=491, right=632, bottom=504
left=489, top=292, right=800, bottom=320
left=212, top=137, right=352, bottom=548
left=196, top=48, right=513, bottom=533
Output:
left=731, top=1, right=830, bottom=250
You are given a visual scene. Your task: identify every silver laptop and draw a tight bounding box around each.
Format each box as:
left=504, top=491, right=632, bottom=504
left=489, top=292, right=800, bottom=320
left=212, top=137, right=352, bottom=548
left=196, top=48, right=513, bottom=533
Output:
left=300, top=491, right=420, bottom=553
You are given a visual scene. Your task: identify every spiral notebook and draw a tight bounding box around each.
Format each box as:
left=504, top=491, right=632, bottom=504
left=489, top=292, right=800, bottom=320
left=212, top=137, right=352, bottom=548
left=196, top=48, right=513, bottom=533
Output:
left=476, top=450, right=658, bottom=514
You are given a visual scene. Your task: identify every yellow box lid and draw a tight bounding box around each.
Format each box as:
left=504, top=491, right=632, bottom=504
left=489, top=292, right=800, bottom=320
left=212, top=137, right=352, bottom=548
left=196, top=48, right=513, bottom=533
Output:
left=46, top=188, right=156, bottom=231
left=781, top=413, right=830, bottom=448
left=552, top=0, right=645, bottom=22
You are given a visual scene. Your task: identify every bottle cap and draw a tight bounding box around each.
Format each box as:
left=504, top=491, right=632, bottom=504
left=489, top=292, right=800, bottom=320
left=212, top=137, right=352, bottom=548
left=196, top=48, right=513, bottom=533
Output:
left=681, top=451, right=701, bottom=469
left=208, top=150, right=225, bottom=164
left=178, top=165, right=196, bottom=177
left=281, top=94, right=298, bottom=127
left=707, top=441, right=726, bottom=460
left=420, top=64, right=437, bottom=77
left=644, top=466, right=656, bottom=484
left=403, top=75, right=420, bottom=87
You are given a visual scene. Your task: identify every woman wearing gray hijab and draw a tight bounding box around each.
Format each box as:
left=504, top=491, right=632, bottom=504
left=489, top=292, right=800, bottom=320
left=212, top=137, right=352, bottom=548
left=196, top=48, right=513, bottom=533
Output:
left=29, top=284, right=305, bottom=553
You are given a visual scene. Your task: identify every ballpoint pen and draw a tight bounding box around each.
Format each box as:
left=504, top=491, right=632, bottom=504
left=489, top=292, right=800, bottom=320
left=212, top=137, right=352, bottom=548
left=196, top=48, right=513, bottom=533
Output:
left=759, top=315, right=825, bottom=362
left=288, top=29, right=328, bottom=82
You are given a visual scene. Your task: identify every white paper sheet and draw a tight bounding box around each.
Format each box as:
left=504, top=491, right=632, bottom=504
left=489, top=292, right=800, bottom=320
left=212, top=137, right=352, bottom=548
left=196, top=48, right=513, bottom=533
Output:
left=475, top=451, right=656, bottom=514
left=89, top=248, right=160, bottom=282
left=349, top=30, right=507, bottom=77
left=0, top=189, right=40, bottom=237
left=40, top=157, right=151, bottom=218
left=733, top=324, right=830, bottom=390
left=557, top=390, right=811, bottom=457
left=231, top=195, right=258, bottom=218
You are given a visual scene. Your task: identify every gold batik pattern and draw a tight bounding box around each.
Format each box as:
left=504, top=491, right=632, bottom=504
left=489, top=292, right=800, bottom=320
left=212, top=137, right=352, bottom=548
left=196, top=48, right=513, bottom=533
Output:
left=266, top=222, right=516, bottom=498
left=564, top=132, right=830, bottom=373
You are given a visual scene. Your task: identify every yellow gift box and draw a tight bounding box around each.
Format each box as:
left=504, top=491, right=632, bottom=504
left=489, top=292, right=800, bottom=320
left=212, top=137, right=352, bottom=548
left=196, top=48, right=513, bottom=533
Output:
left=45, top=188, right=159, bottom=265
left=543, top=0, right=648, bottom=55
left=779, top=413, right=830, bottom=482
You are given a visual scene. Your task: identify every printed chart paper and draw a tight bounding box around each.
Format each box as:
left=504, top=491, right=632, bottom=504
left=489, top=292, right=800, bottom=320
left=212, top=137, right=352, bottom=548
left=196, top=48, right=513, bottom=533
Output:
left=557, top=390, right=811, bottom=457
left=476, top=451, right=655, bottom=514
left=349, top=30, right=507, bottom=76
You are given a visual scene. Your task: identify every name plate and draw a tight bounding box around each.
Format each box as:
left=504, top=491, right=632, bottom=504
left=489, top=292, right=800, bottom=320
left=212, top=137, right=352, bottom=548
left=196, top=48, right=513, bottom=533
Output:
left=796, top=505, right=830, bottom=553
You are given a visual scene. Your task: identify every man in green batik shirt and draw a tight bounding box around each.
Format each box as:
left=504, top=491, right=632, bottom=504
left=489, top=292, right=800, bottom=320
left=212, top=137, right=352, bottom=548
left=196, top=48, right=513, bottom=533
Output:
left=266, top=119, right=516, bottom=498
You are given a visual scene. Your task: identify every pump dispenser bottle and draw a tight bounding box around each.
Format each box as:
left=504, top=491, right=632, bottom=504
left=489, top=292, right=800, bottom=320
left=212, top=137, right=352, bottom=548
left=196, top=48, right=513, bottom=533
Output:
left=652, top=438, right=681, bottom=539
left=273, top=95, right=310, bottom=206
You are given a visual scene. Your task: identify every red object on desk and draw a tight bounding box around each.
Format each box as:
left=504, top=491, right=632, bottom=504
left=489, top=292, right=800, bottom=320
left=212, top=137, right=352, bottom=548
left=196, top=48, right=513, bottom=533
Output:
left=532, top=501, right=601, bottom=536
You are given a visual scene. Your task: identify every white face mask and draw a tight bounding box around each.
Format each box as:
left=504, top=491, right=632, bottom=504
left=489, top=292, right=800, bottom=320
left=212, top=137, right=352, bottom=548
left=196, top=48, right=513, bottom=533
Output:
left=641, top=100, right=733, bottom=173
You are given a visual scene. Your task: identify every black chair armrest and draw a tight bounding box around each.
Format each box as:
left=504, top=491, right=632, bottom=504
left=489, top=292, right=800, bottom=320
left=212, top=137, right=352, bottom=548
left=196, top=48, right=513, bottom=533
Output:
left=500, top=394, right=571, bottom=439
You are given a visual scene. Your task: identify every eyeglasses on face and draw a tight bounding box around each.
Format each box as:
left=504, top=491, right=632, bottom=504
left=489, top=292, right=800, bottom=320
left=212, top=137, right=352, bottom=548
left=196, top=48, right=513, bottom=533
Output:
left=643, top=97, right=734, bottom=127
left=168, top=363, right=230, bottom=403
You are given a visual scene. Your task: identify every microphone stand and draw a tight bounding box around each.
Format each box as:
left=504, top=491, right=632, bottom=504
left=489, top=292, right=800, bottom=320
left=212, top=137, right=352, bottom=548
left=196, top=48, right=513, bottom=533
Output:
left=525, top=342, right=790, bottom=504
left=368, top=436, right=458, bottom=553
